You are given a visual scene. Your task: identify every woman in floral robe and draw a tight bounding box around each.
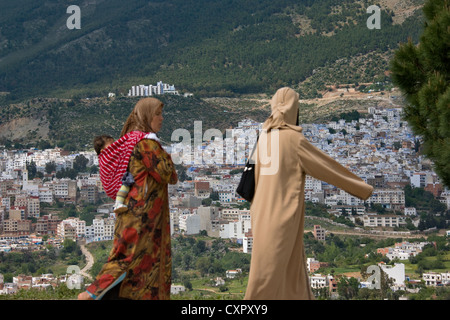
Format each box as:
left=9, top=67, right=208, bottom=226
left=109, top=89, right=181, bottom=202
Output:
left=80, top=98, right=177, bottom=300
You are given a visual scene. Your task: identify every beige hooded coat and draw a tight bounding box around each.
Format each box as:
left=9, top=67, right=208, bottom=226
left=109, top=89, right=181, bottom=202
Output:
left=244, top=87, right=373, bottom=300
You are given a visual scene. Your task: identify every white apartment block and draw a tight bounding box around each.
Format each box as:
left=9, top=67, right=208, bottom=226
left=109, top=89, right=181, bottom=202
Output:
left=38, top=186, right=53, bottom=203
left=220, top=219, right=251, bottom=240
left=366, top=189, right=405, bottom=209
left=243, top=230, right=253, bottom=254
left=410, top=172, right=437, bottom=188
left=57, top=218, right=86, bottom=240
left=219, top=191, right=234, bottom=203
left=324, top=190, right=366, bottom=206
left=440, top=191, right=450, bottom=209
left=171, top=285, right=186, bottom=295
left=309, top=274, right=331, bottom=289
left=404, top=207, right=416, bottom=216
left=363, top=214, right=406, bottom=228
left=330, top=205, right=366, bottom=216
left=226, top=269, right=242, bottom=279
left=305, top=176, right=322, bottom=192
left=219, top=210, right=251, bottom=240
left=53, top=179, right=77, bottom=199
left=85, top=217, right=115, bottom=242
left=0, top=197, right=10, bottom=212
left=179, top=213, right=200, bottom=235
left=423, top=272, right=450, bottom=286
left=27, top=196, right=40, bottom=218
left=221, top=209, right=241, bottom=221
left=128, top=81, right=178, bottom=97
left=379, top=263, right=405, bottom=287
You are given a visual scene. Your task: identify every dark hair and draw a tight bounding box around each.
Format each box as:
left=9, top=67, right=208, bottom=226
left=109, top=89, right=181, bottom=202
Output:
left=93, top=135, right=114, bottom=155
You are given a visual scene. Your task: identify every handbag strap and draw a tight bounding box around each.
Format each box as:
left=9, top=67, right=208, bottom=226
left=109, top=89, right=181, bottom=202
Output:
left=248, top=132, right=261, bottom=164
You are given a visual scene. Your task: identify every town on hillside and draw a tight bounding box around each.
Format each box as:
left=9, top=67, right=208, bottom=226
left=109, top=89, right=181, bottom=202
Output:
left=0, top=99, right=449, bottom=299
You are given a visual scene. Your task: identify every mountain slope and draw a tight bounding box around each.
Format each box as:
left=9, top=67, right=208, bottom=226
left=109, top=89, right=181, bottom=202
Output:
left=0, top=95, right=271, bottom=150
left=0, top=0, right=424, bottom=100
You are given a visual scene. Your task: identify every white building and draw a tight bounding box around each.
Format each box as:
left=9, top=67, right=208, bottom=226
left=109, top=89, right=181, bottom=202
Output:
left=179, top=213, right=200, bottom=235
left=85, top=216, right=115, bottom=242
left=304, top=176, right=322, bottom=192
left=219, top=211, right=251, bottom=240
left=379, top=263, right=405, bottom=288
left=57, top=218, right=86, bottom=240
left=219, top=191, right=234, bottom=203
left=171, top=285, right=186, bottom=295
left=243, top=230, right=253, bottom=254
left=363, top=214, right=406, bottom=228
left=366, top=189, right=405, bottom=209
left=423, top=272, right=450, bottom=286
left=226, top=269, right=242, bottom=279
left=410, top=172, right=427, bottom=188
left=26, top=196, right=40, bottom=218
left=38, top=186, right=53, bottom=203
left=221, top=209, right=241, bottom=221
left=309, top=274, right=330, bottom=289
left=128, top=81, right=179, bottom=97
left=383, top=241, right=429, bottom=261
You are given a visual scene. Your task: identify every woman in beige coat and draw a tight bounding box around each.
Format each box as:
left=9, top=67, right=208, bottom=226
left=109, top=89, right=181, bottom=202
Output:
left=244, top=87, right=373, bottom=300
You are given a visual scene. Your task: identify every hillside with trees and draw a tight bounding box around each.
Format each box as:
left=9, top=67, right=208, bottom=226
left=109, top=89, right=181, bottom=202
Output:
left=0, top=0, right=424, bottom=101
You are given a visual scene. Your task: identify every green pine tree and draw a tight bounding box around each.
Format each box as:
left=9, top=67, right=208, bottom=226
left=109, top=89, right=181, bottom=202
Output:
left=390, top=0, right=450, bottom=188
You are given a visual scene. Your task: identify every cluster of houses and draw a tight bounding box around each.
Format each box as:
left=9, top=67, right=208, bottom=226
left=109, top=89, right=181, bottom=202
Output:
left=377, top=241, right=431, bottom=261
left=306, top=253, right=450, bottom=298
left=0, top=106, right=448, bottom=239
left=0, top=102, right=449, bottom=297
left=0, top=273, right=83, bottom=295
left=0, top=110, right=447, bottom=249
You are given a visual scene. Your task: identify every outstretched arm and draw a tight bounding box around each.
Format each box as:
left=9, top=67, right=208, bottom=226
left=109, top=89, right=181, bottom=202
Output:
left=298, top=135, right=373, bottom=200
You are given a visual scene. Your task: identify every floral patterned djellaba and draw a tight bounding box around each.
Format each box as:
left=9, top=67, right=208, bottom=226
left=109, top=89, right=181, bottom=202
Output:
left=86, top=138, right=178, bottom=300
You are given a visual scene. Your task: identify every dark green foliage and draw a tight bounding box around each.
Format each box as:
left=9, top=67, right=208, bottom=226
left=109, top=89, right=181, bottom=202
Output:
left=171, top=236, right=250, bottom=281
left=0, top=0, right=424, bottom=100
left=0, top=241, right=84, bottom=277
left=331, top=110, right=363, bottom=122
left=404, top=185, right=447, bottom=214
left=390, top=0, right=450, bottom=188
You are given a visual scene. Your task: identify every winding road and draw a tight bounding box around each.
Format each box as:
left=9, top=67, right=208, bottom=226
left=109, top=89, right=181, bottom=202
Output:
left=80, top=244, right=94, bottom=281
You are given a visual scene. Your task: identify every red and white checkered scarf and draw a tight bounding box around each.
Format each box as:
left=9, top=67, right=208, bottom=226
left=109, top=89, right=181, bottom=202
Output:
left=98, top=131, right=159, bottom=200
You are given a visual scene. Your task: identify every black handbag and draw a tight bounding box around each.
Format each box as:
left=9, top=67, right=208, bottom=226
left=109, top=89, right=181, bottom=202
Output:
left=236, top=161, right=255, bottom=202
left=236, top=137, right=258, bottom=202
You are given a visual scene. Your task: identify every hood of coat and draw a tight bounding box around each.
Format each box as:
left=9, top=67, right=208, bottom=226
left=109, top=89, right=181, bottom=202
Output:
left=262, top=87, right=302, bottom=132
